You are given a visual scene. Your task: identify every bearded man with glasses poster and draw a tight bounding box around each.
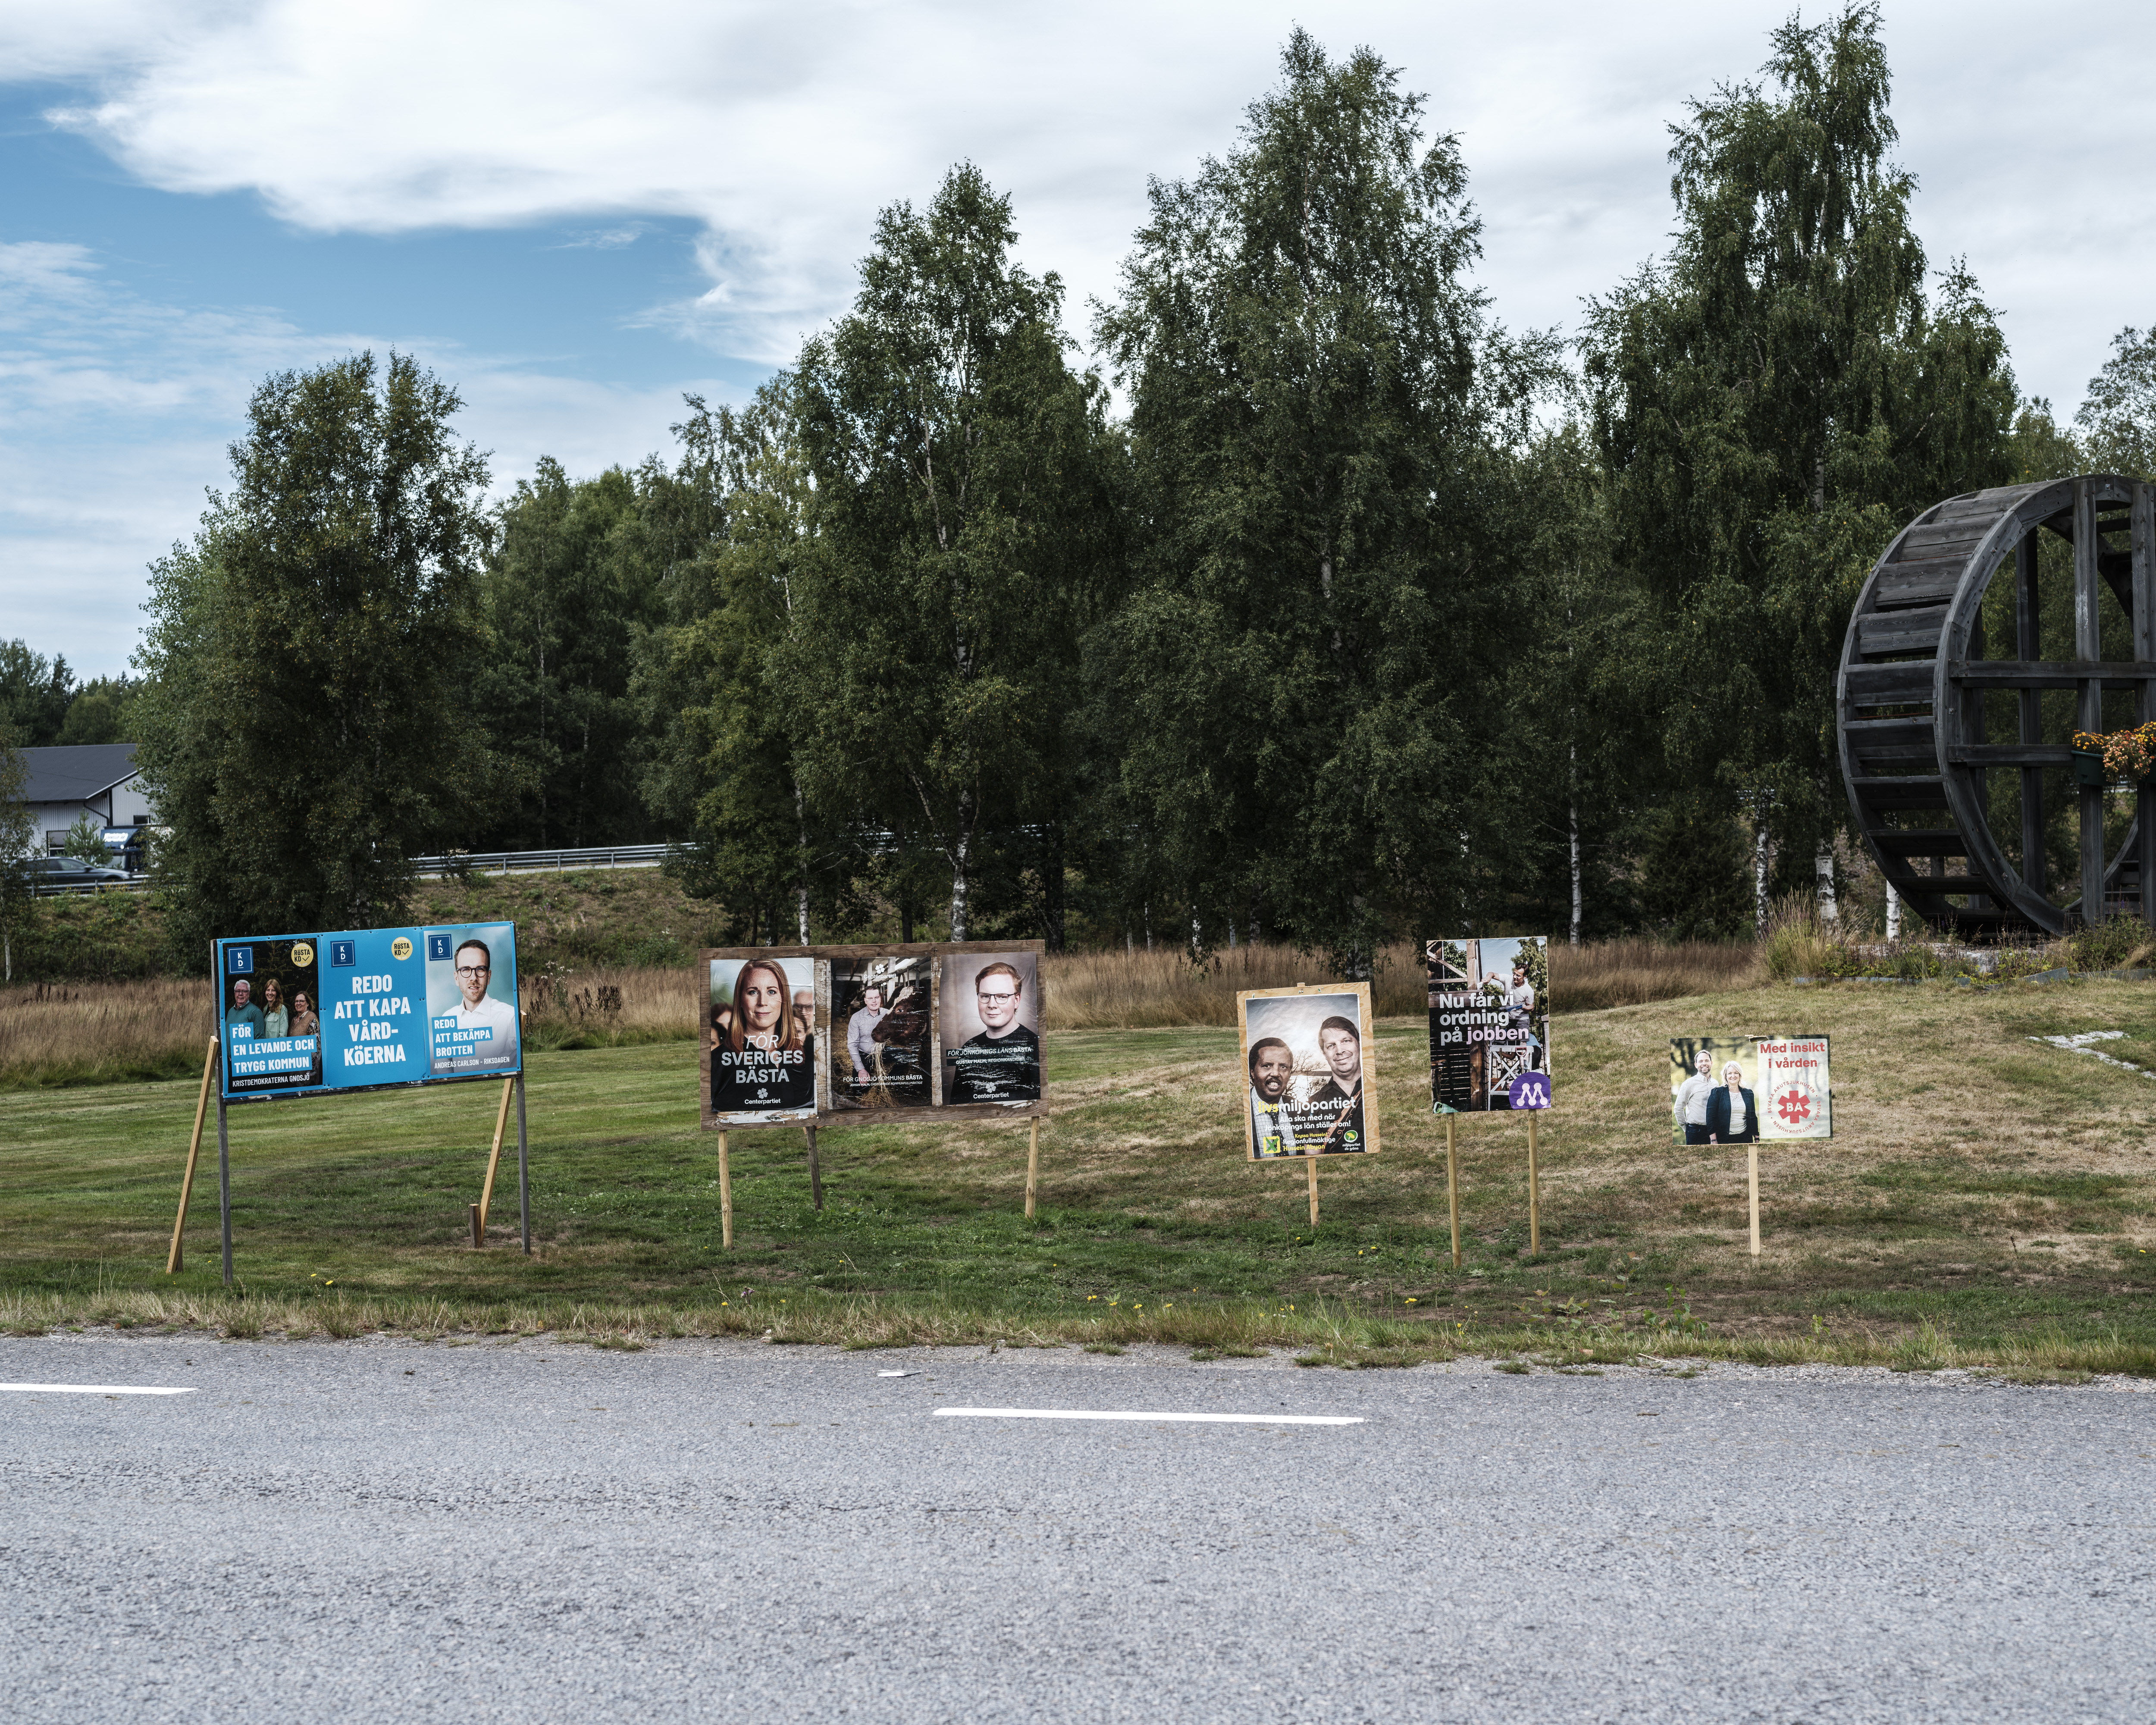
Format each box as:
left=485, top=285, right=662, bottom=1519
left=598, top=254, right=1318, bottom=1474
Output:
left=426, top=922, right=522, bottom=1076
left=941, top=955, right=1041, bottom=1104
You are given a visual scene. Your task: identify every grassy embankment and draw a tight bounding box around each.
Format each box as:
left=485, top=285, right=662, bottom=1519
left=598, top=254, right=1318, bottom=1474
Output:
left=4, top=952, right=2156, bottom=1377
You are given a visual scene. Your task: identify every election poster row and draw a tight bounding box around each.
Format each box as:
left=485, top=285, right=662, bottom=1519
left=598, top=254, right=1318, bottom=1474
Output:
left=214, top=922, right=522, bottom=1104
left=701, top=941, right=1047, bottom=1129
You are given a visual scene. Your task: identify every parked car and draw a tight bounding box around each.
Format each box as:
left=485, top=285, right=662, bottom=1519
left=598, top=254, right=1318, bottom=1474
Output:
left=23, top=856, right=133, bottom=892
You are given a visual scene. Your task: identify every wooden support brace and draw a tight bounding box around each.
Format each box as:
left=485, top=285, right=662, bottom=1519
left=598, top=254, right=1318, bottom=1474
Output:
left=166, top=1038, right=218, bottom=1275
left=473, top=1075, right=514, bottom=1245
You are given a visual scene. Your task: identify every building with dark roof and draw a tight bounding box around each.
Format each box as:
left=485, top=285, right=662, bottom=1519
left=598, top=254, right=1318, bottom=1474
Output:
left=17, top=743, right=150, bottom=857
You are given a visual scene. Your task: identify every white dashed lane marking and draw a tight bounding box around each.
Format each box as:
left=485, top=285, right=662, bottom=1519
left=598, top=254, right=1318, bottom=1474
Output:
left=0, top=1383, right=197, bottom=1396
left=934, top=1406, right=1361, bottom=1426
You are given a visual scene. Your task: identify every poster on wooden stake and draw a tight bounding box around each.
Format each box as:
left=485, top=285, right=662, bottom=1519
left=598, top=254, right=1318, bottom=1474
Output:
left=1668, top=1035, right=1831, bottom=1144
left=1237, top=982, right=1378, bottom=1159
left=1424, top=935, right=1550, bottom=1111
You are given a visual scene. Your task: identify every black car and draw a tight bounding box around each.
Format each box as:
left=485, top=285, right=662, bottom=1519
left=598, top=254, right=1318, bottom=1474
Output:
left=23, top=856, right=133, bottom=893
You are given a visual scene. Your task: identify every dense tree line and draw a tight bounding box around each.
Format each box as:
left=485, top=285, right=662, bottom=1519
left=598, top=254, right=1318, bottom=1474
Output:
left=17, top=8, right=2156, bottom=966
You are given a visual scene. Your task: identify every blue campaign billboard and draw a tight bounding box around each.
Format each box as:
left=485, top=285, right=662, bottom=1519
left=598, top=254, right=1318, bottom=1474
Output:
left=215, top=922, right=520, bottom=1102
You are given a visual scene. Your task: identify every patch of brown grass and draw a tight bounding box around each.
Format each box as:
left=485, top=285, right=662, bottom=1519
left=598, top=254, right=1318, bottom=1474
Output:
left=1043, top=938, right=1764, bottom=1028
left=3, top=935, right=1771, bottom=1082
left=0, top=977, right=217, bottom=1088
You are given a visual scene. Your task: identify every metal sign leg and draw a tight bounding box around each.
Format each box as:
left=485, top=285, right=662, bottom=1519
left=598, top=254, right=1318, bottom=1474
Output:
left=217, top=1096, right=232, bottom=1288
left=517, top=1074, right=530, bottom=1255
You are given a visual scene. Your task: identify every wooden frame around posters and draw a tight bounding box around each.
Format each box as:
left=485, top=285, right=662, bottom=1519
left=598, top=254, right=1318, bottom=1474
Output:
left=1236, top=982, right=1379, bottom=1160
left=699, top=941, right=1048, bottom=1128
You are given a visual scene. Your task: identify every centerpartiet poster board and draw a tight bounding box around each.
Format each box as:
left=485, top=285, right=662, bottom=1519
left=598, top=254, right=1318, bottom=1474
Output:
left=1668, top=1035, right=1833, bottom=1143
left=1236, top=982, right=1379, bottom=1159
left=1425, top=935, right=1550, bottom=1111
left=700, top=941, right=1047, bottom=1129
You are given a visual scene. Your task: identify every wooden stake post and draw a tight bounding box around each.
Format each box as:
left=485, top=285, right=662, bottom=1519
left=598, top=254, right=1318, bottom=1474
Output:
left=805, top=1126, right=823, bottom=1211
left=718, top=1130, right=733, bottom=1249
left=1306, top=1154, right=1320, bottom=1227
left=1527, top=1113, right=1541, bottom=1257
left=1025, top=1119, right=1040, bottom=1220
left=165, top=1038, right=219, bottom=1274
left=1748, top=1145, right=1761, bottom=1257
left=1445, top=1113, right=1461, bottom=1269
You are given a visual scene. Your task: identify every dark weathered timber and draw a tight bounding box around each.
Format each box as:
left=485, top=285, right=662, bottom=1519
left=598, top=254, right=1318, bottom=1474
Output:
left=1947, top=744, right=2075, bottom=766
left=1837, top=474, right=2156, bottom=935
left=1863, top=830, right=1970, bottom=858
left=1856, top=606, right=1950, bottom=656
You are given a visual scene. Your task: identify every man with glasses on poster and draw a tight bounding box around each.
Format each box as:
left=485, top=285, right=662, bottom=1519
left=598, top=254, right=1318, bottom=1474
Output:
left=948, top=961, right=1040, bottom=1102
left=444, top=938, right=517, bottom=1066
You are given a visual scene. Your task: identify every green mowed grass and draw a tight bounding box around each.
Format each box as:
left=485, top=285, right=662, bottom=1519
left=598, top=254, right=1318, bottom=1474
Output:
left=6, top=985, right=2156, bottom=1362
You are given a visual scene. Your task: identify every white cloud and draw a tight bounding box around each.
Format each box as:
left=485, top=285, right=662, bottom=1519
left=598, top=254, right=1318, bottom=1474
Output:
left=7, top=0, right=2156, bottom=679
left=19, top=0, right=2155, bottom=403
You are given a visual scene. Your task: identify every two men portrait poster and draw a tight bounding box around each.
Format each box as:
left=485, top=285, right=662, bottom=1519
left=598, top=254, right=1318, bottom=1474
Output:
left=1237, top=983, right=1379, bottom=1159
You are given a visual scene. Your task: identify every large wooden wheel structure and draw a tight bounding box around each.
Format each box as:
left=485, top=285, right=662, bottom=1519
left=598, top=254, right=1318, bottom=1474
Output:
left=1838, top=475, right=2156, bottom=935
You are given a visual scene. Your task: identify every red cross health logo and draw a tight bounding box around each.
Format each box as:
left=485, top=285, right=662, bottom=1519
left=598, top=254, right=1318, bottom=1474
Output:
left=1776, top=1087, right=1811, bottom=1127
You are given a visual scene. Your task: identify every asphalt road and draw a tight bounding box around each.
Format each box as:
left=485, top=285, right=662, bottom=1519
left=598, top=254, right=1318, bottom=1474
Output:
left=3, top=1334, right=2151, bottom=1723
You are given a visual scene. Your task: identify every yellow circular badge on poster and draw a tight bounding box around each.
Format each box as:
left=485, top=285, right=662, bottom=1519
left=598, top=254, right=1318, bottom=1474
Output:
left=390, top=937, right=413, bottom=961
left=289, top=943, right=314, bottom=967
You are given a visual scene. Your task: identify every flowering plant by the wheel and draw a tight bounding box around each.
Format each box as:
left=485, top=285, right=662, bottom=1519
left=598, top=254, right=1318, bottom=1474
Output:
left=2072, top=721, right=2156, bottom=785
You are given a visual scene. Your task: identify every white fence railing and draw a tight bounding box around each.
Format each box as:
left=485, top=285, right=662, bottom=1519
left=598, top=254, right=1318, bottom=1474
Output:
left=22, top=842, right=678, bottom=897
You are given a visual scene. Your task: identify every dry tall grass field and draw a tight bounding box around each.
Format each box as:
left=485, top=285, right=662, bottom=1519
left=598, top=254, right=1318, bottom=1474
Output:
left=0, top=939, right=1761, bottom=1087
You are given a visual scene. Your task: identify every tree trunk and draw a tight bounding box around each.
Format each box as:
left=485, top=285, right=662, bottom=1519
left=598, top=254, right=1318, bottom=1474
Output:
left=1754, top=821, right=1771, bottom=938
left=948, top=790, right=973, bottom=941
left=1042, top=819, right=1065, bottom=953
left=1568, top=744, right=1583, bottom=947
left=794, top=780, right=811, bottom=944
left=1886, top=881, right=1901, bottom=941
left=1814, top=847, right=1838, bottom=925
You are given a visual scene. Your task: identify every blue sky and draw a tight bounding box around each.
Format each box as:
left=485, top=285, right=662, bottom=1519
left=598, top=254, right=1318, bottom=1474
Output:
left=6, top=0, right=2155, bottom=678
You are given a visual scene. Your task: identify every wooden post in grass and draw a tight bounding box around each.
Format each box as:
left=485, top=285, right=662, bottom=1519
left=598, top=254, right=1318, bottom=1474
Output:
left=166, top=1037, right=218, bottom=1274
left=472, top=1076, right=514, bottom=1245
left=217, top=1091, right=232, bottom=1288
left=1748, top=1145, right=1761, bottom=1257
left=805, top=1125, right=823, bottom=1211
left=1527, top=1113, right=1541, bottom=1256
left=1445, top=1113, right=1461, bottom=1270
left=1025, top=1119, right=1040, bottom=1220
left=718, top=1130, right=733, bottom=1249
left=516, top=1075, right=530, bottom=1256
left=1306, top=1153, right=1319, bottom=1228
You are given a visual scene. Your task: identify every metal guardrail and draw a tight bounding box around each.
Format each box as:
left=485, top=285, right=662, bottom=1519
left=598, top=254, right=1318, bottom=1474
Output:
left=16, top=842, right=677, bottom=896
left=408, top=844, right=672, bottom=877
left=28, top=876, right=150, bottom=897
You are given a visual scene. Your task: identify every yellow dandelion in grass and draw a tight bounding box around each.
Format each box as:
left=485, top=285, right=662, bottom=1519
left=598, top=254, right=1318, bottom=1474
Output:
left=1406, top=1298, right=1417, bottom=1305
